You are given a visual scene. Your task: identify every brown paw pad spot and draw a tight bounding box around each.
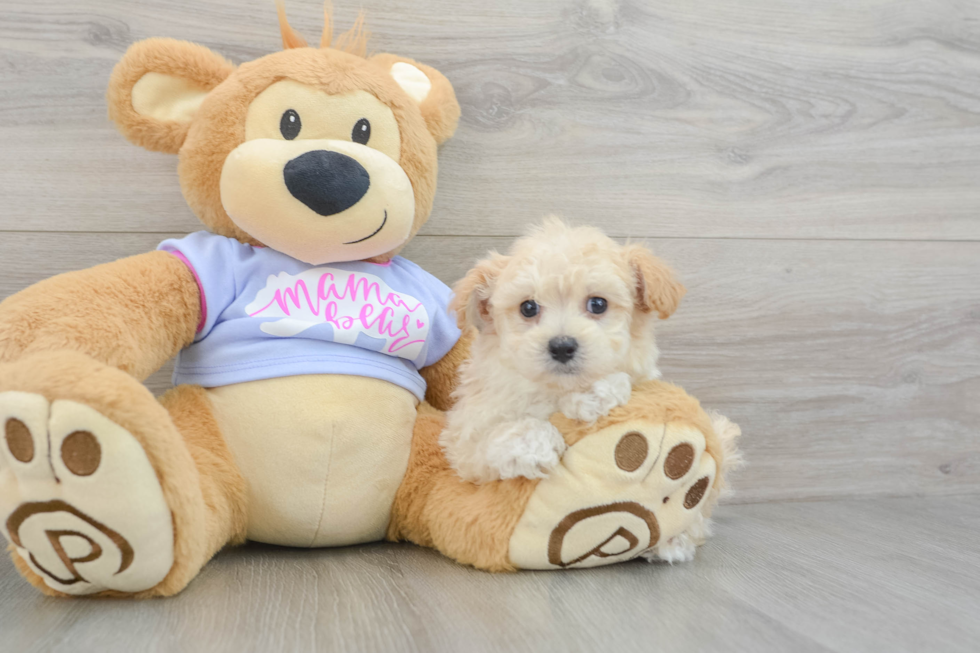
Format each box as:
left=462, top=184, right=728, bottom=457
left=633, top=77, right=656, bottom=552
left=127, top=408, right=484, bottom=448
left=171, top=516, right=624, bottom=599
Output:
left=684, top=476, right=710, bottom=509
left=5, top=418, right=34, bottom=463
left=664, top=443, right=694, bottom=479
left=614, top=431, right=648, bottom=472
left=61, top=431, right=100, bottom=477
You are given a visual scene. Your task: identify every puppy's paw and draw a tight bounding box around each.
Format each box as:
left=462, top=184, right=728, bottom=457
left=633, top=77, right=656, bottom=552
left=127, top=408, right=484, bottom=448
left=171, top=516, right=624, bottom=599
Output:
left=641, top=532, right=697, bottom=564
left=484, top=418, right=567, bottom=481
left=559, top=372, right=633, bottom=423
left=596, top=372, right=633, bottom=406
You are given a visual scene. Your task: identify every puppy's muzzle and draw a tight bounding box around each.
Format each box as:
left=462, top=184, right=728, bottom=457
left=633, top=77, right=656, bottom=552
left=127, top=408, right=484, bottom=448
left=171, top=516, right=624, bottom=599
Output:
left=548, top=336, right=578, bottom=363
left=284, top=150, right=371, bottom=216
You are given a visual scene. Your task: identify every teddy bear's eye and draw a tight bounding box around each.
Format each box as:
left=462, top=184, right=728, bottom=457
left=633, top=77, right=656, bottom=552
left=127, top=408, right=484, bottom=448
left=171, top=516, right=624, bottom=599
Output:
left=587, top=297, right=608, bottom=314
left=520, top=300, right=539, bottom=318
left=352, top=118, right=371, bottom=145
left=280, top=109, right=301, bottom=140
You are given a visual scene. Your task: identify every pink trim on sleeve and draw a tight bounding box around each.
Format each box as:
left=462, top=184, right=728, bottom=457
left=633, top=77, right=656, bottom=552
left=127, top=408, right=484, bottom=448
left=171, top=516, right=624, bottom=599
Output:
left=169, top=251, right=207, bottom=334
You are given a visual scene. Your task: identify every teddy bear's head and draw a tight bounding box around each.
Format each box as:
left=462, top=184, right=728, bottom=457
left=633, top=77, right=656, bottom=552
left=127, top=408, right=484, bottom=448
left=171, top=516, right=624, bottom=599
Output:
left=107, top=4, right=459, bottom=264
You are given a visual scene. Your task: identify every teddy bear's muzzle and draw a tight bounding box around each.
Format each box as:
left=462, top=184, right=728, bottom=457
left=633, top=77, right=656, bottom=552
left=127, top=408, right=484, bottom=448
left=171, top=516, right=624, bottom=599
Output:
left=218, top=138, right=416, bottom=265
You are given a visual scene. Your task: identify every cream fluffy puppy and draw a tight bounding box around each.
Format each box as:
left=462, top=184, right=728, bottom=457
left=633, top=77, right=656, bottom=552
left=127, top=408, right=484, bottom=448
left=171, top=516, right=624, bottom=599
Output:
left=441, top=218, right=686, bottom=483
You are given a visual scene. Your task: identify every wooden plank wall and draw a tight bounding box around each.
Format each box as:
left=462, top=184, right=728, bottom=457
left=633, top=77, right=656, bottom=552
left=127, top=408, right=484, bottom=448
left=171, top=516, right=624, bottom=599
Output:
left=1, top=0, right=978, bottom=503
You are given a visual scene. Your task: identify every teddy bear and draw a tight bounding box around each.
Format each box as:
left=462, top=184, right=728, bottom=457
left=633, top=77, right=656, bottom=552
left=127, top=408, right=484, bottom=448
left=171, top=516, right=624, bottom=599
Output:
left=0, top=5, right=739, bottom=598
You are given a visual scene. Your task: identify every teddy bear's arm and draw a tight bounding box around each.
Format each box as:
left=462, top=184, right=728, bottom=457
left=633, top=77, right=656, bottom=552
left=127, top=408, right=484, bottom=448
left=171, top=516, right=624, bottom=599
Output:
left=0, top=251, right=200, bottom=379
left=418, top=327, right=474, bottom=411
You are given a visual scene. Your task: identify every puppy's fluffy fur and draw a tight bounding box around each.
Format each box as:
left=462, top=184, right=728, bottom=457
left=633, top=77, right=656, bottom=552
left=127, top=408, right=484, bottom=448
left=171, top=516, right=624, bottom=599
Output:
left=441, top=218, right=686, bottom=484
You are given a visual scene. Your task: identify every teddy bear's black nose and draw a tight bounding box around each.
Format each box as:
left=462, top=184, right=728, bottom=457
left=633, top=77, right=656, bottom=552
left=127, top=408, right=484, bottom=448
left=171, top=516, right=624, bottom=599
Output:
left=549, top=336, right=578, bottom=363
left=283, top=150, right=371, bottom=216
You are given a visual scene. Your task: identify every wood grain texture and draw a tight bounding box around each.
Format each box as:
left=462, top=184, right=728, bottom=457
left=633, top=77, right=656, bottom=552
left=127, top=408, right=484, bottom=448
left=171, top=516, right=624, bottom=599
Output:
left=2, top=232, right=978, bottom=502
left=0, top=496, right=977, bottom=652
left=2, top=0, right=980, bottom=238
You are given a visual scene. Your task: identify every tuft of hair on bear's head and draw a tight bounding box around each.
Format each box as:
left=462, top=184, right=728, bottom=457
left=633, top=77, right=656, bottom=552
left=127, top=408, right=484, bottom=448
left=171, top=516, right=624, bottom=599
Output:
left=276, top=0, right=370, bottom=56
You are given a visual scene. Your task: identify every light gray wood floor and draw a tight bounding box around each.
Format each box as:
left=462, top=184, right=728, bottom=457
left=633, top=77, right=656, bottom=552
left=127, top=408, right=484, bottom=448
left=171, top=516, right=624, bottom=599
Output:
left=1, top=496, right=977, bottom=653
left=1, top=0, right=979, bottom=650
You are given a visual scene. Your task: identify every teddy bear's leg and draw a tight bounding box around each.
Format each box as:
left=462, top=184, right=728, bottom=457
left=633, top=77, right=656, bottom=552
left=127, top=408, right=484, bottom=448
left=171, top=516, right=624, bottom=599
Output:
left=154, top=384, right=248, bottom=581
left=0, top=350, right=246, bottom=598
left=387, top=402, right=539, bottom=571
left=498, top=418, right=723, bottom=570
left=389, top=384, right=738, bottom=572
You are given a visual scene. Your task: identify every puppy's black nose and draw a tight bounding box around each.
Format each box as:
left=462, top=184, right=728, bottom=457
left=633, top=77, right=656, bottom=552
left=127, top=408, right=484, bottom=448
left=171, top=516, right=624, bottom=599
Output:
left=283, top=150, right=371, bottom=216
left=548, top=336, right=578, bottom=363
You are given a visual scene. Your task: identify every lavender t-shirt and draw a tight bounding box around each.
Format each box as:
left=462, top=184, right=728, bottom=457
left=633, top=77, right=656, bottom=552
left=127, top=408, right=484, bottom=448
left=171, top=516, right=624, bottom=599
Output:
left=158, top=231, right=460, bottom=400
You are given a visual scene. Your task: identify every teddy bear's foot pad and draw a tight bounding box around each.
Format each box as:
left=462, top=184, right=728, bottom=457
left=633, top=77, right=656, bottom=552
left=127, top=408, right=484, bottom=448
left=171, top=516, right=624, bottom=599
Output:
left=509, top=419, right=715, bottom=569
left=0, top=392, right=173, bottom=595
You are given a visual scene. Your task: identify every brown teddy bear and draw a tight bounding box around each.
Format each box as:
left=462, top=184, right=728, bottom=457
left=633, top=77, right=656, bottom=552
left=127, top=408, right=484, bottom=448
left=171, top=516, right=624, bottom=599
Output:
left=0, top=6, right=739, bottom=598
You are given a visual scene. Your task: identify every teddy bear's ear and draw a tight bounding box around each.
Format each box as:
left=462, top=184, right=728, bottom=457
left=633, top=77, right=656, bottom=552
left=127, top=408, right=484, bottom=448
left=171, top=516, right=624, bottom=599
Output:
left=626, top=244, right=686, bottom=320
left=369, top=53, right=461, bottom=145
left=450, top=252, right=510, bottom=332
left=107, top=38, right=236, bottom=154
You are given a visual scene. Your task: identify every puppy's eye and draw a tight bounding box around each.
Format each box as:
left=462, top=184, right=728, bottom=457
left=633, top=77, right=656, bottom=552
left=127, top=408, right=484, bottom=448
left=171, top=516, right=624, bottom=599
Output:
left=587, top=297, right=608, bottom=315
left=520, top=300, right=539, bottom=318
left=352, top=118, right=371, bottom=145
left=280, top=109, right=301, bottom=140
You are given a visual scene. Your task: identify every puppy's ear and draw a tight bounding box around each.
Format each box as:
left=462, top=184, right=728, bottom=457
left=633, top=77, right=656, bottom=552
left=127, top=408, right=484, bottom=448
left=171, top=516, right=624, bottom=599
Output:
left=626, top=245, right=686, bottom=319
left=370, top=53, right=461, bottom=145
left=451, top=253, right=509, bottom=332
left=107, top=38, right=235, bottom=154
